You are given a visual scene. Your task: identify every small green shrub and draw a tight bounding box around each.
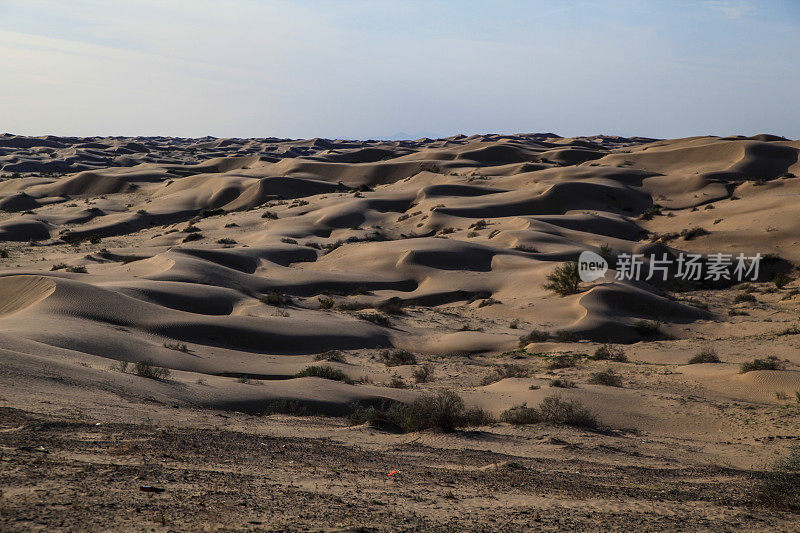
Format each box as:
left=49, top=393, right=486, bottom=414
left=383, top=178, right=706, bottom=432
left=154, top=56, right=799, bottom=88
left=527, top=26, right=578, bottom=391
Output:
left=88, top=234, right=102, bottom=244
left=633, top=320, right=663, bottom=338
left=261, top=211, right=278, bottom=219
left=0, top=249, right=9, bottom=258
left=217, top=238, right=237, bottom=245
left=376, top=297, right=404, bottom=314
left=543, top=261, right=581, bottom=296
left=318, top=296, right=335, bottom=310
left=182, top=232, right=203, bottom=242
left=554, top=330, right=577, bottom=342
left=386, top=376, right=408, bottom=388
left=262, top=399, right=309, bottom=416
left=65, top=265, right=87, bottom=273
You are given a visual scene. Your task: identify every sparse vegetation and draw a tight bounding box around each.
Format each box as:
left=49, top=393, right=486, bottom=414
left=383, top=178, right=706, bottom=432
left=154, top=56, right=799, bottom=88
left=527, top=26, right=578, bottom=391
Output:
left=481, top=364, right=529, bottom=385
left=295, top=365, right=353, bottom=384
left=386, top=376, right=408, bottom=388
left=519, top=330, right=549, bottom=345
left=65, top=265, right=87, bottom=273
left=261, top=290, right=293, bottom=306
left=318, top=296, right=335, bottom=310
left=734, top=293, right=757, bottom=304
left=261, top=211, right=278, bottom=219
left=0, top=249, right=8, bottom=258
left=740, top=356, right=784, bottom=373
left=261, top=399, right=309, bottom=416
left=163, top=342, right=189, bottom=352
left=688, top=348, right=721, bottom=364
left=349, top=390, right=493, bottom=433
left=549, top=378, right=575, bottom=388
left=589, top=368, right=622, bottom=387
left=376, top=297, right=404, bottom=314
left=548, top=355, right=577, bottom=370
left=133, top=360, right=171, bottom=380
left=412, top=364, right=434, bottom=383
left=356, top=312, right=390, bottom=326
left=217, top=238, right=237, bottom=245
left=633, top=320, right=663, bottom=338
left=313, top=350, right=347, bottom=363
left=543, top=261, right=581, bottom=296
left=681, top=226, right=709, bottom=240
left=379, top=349, right=417, bottom=367
left=591, top=344, right=627, bottom=362
left=753, top=445, right=800, bottom=511
left=182, top=232, right=203, bottom=242
left=500, top=396, right=598, bottom=429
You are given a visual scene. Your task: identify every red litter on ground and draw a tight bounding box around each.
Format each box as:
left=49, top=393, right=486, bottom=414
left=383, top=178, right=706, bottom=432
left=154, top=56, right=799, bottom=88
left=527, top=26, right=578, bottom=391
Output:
left=387, top=470, right=398, bottom=476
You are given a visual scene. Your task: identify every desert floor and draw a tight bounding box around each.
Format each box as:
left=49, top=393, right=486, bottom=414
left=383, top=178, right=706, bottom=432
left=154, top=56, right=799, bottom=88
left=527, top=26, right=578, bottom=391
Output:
left=1, top=132, right=799, bottom=531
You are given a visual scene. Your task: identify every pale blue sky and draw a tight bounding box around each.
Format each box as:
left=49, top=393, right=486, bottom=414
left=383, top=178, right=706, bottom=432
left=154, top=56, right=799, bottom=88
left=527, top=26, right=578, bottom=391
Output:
left=0, top=0, right=798, bottom=139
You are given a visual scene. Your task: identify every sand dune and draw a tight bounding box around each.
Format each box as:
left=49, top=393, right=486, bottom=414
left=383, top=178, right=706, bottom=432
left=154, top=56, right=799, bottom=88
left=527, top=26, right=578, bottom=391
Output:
left=1, top=132, right=799, bottom=459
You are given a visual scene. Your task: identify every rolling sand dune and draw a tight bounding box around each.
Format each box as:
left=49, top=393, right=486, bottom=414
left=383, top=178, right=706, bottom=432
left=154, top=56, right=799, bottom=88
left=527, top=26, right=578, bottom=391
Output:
left=2, top=132, right=800, bottom=529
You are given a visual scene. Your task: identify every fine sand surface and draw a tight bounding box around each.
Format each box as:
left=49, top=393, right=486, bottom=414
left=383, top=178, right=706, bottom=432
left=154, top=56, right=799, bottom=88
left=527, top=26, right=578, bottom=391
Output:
left=1, top=132, right=800, bottom=530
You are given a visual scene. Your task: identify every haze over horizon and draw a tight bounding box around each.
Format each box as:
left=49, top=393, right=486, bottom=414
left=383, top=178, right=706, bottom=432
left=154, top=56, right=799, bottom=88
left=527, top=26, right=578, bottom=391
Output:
left=1, top=0, right=798, bottom=140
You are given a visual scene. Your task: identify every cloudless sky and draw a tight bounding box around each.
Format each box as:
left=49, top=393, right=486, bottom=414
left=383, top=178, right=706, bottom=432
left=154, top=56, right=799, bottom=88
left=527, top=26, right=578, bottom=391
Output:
left=0, top=0, right=798, bottom=139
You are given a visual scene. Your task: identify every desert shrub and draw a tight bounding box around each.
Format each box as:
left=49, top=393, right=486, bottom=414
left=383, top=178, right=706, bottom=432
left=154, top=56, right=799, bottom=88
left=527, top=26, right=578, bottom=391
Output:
left=318, top=296, right=335, bottom=310
left=777, top=325, right=800, bottom=336
left=509, top=319, right=520, bottom=329
left=280, top=237, right=298, bottom=244
left=224, top=222, right=239, bottom=228
left=376, top=297, right=404, bottom=314
left=639, top=205, right=662, bottom=220
left=543, top=261, right=580, bottom=296
left=163, top=342, right=189, bottom=352
left=182, top=232, right=203, bottom=242
left=481, top=364, right=529, bottom=385
left=0, top=249, right=8, bottom=258
left=753, top=445, right=800, bottom=511
left=519, top=330, right=549, bottom=345
left=386, top=376, right=408, bottom=388
left=133, top=360, right=171, bottom=380
left=395, top=390, right=493, bottom=432
left=295, top=365, right=353, bottom=384
left=740, top=356, right=784, bottom=373
left=478, top=298, right=501, bottom=308
left=681, top=226, right=709, bottom=240
left=439, top=227, right=455, bottom=235
left=313, top=350, right=347, bottom=363
left=262, top=400, right=309, bottom=416
left=348, top=390, right=493, bottom=433
left=183, top=225, right=200, bottom=233
left=137, top=209, right=148, bottom=215
left=88, top=234, right=102, bottom=244
left=688, top=348, right=721, bottom=364
left=357, top=312, right=390, bottom=327
left=338, top=300, right=370, bottom=311
left=633, top=320, right=663, bottom=338
left=537, top=396, right=598, bottom=428
left=548, top=355, right=577, bottom=370
left=261, top=290, right=293, bottom=306
left=734, top=293, right=757, bottom=304
left=51, top=263, right=68, bottom=271
left=412, top=364, right=434, bottom=383
left=554, top=330, right=578, bottom=342
left=591, top=344, right=627, bottom=362
left=379, top=349, right=417, bottom=366
left=501, top=396, right=597, bottom=429
left=589, top=368, right=622, bottom=387
left=261, top=210, right=278, bottom=219
left=65, top=265, right=87, bottom=273
left=774, top=273, right=789, bottom=289
left=549, top=378, right=575, bottom=388
left=599, top=243, right=613, bottom=261
left=217, top=238, right=237, bottom=245
left=469, top=219, right=488, bottom=230
left=500, top=404, right=541, bottom=425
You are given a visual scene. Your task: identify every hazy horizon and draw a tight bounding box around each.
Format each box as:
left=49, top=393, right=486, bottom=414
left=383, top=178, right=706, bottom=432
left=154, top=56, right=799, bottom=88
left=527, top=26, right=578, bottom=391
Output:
left=1, top=0, right=798, bottom=140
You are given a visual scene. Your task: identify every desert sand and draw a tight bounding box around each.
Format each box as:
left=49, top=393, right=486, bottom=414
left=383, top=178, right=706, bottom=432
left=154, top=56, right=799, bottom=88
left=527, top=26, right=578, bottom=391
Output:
left=1, top=131, right=800, bottom=530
